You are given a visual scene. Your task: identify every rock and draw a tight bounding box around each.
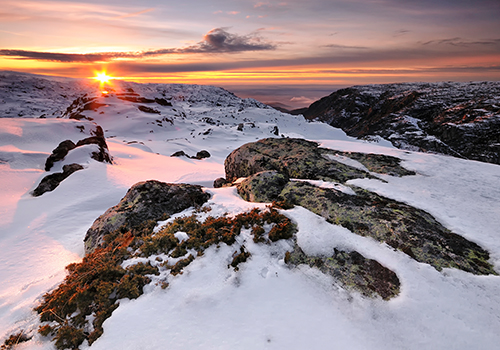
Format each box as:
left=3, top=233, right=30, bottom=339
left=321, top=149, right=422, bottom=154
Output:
left=226, top=138, right=496, bottom=276
left=237, top=171, right=289, bottom=202
left=171, top=150, right=190, bottom=158
left=271, top=125, right=279, bottom=135
left=84, top=181, right=210, bottom=254
left=75, top=126, right=112, bottom=164
left=224, top=138, right=374, bottom=183
left=300, top=82, right=500, bottom=165
left=194, top=150, right=211, bottom=159
left=213, top=177, right=228, bottom=188
left=138, top=105, right=161, bottom=114
left=286, top=247, right=400, bottom=300
left=45, top=140, right=76, bottom=171
left=32, top=163, right=84, bottom=197
left=171, top=150, right=211, bottom=160
left=278, top=181, right=496, bottom=275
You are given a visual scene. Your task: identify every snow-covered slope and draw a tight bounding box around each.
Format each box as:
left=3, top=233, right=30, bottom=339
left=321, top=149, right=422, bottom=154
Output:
left=1, top=72, right=500, bottom=350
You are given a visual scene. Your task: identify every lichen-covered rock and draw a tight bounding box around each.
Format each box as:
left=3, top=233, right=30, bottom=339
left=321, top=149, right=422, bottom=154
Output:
left=32, top=163, right=84, bottom=197
left=84, top=181, right=210, bottom=254
left=227, top=138, right=496, bottom=276
left=224, top=138, right=413, bottom=183
left=237, top=171, right=289, bottom=202
left=286, top=246, right=400, bottom=300
left=279, top=181, right=496, bottom=275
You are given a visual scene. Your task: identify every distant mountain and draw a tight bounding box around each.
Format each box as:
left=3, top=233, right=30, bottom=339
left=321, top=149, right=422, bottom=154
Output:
left=300, top=82, right=500, bottom=165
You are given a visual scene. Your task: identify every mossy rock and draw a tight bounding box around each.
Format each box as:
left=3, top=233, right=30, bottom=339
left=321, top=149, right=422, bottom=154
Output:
left=84, top=180, right=210, bottom=254
left=224, top=138, right=415, bottom=184
left=286, top=246, right=400, bottom=300
left=224, top=138, right=374, bottom=183
left=237, top=171, right=289, bottom=202
left=279, top=181, right=496, bottom=275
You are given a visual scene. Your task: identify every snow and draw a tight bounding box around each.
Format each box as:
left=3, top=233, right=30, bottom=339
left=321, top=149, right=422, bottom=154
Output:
left=1, top=72, right=500, bottom=350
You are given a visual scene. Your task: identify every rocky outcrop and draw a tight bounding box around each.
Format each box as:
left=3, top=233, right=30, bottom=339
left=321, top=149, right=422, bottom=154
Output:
left=45, top=140, right=76, bottom=171
left=32, top=163, right=84, bottom=197
left=300, top=82, right=500, bottom=165
left=225, top=138, right=413, bottom=183
left=227, top=138, right=496, bottom=290
left=75, top=126, right=112, bottom=164
left=84, top=181, right=210, bottom=253
left=44, top=126, right=112, bottom=171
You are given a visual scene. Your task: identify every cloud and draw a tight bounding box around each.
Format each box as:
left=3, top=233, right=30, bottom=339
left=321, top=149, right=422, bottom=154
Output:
left=112, top=8, right=154, bottom=19
left=322, top=44, right=368, bottom=50
left=0, top=28, right=276, bottom=62
left=420, top=37, right=500, bottom=47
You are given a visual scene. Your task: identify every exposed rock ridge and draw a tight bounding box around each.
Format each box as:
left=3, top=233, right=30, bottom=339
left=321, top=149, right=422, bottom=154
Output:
left=224, top=138, right=496, bottom=299
left=300, top=82, right=500, bottom=165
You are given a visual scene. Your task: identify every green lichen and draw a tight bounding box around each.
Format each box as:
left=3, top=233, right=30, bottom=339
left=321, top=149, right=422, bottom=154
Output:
left=285, top=246, right=400, bottom=300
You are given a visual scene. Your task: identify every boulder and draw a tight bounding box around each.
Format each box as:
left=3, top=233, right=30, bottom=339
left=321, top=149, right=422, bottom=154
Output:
left=32, top=163, right=84, bottom=197
left=84, top=181, right=210, bottom=254
left=237, top=171, right=289, bottom=202
left=224, top=138, right=373, bottom=183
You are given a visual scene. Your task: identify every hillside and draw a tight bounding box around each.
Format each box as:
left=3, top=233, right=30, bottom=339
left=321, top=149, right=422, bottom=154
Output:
left=300, top=82, right=500, bottom=165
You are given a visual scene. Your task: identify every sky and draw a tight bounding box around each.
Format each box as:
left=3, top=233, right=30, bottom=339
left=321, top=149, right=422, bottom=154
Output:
left=1, top=0, right=500, bottom=107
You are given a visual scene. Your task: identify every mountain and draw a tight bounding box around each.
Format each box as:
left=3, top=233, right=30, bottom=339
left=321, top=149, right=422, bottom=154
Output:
left=1, top=72, right=500, bottom=350
left=300, top=82, right=500, bottom=165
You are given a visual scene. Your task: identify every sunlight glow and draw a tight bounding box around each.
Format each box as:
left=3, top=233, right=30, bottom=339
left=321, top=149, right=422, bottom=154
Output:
left=94, top=71, right=112, bottom=84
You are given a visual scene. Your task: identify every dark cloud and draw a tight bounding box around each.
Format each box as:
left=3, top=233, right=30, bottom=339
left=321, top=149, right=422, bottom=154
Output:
left=421, top=37, right=500, bottom=47
left=322, top=44, right=368, bottom=50
left=0, top=28, right=276, bottom=62
left=0, top=49, right=134, bottom=62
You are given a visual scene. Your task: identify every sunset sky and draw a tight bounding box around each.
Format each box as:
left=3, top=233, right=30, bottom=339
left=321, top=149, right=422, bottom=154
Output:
left=1, top=0, right=500, bottom=107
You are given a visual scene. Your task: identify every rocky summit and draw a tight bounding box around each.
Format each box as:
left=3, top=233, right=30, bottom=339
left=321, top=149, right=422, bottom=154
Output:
left=300, top=82, right=500, bottom=165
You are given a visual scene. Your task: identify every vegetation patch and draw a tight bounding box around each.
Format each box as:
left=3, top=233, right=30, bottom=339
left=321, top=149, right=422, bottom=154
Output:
left=35, top=206, right=295, bottom=349
left=1, top=332, right=32, bottom=350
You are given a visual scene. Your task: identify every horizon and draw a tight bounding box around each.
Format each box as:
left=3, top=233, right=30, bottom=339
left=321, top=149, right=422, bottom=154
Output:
left=1, top=0, right=499, bottom=108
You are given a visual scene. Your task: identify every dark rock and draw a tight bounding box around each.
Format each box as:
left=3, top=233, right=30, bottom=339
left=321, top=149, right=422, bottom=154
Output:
left=213, top=177, right=228, bottom=188
left=237, top=123, right=244, bottom=131
left=155, top=98, right=173, bottom=106
left=237, top=171, right=289, bottom=202
left=118, top=96, right=156, bottom=104
left=194, top=150, right=211, bottom=159
left=84, top=181, right=210, bottom=254
left=171, top=151, right=190, bottom=158
left=75, top=126, right=112, bottom=164
left=271, top=125, right=279, bottom=135
left=32, top=163, right=84, bottom=197
left=286, top=246, right=400, bottom=300
left=45, top=140, right=76, bottom=171
left=138, top=105, right=161, bottom=114
left=171, top=150, right=211, bottom=160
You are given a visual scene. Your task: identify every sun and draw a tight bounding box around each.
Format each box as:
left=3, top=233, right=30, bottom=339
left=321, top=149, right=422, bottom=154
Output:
left=94, top=72, right=112, bottom=84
